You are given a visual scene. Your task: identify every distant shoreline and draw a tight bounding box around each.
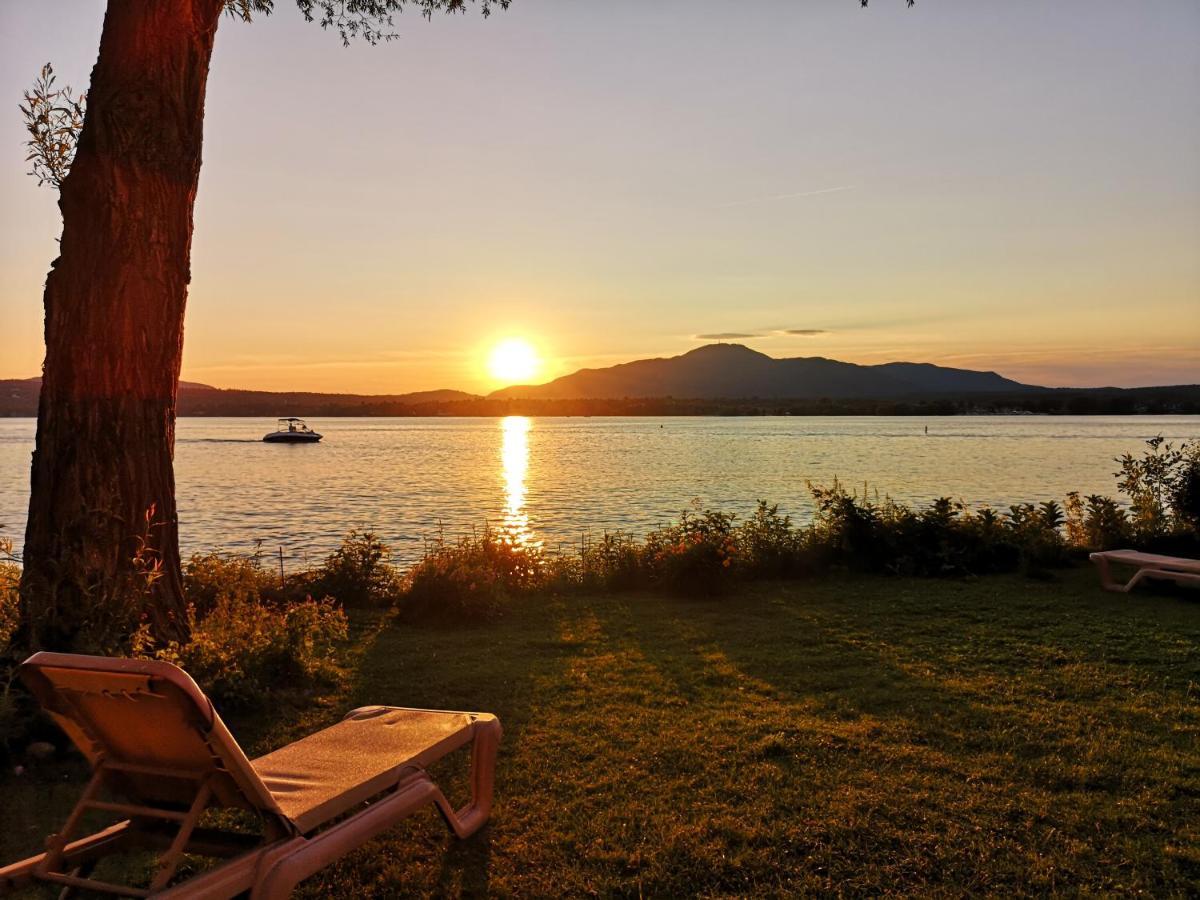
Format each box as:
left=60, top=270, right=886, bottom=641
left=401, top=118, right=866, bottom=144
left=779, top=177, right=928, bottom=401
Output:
left=3, top=408, right=1200, bottom=420
left=3, top=378, right=1198, bottom=419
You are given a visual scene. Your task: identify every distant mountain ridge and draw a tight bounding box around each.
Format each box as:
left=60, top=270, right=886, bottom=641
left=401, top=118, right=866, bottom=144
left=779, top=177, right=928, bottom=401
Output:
left=4, top=346, right=1196, bottom=417
left=489, top=343, right=1036, bottom=400
left=0, top=378, right=478, bottom=417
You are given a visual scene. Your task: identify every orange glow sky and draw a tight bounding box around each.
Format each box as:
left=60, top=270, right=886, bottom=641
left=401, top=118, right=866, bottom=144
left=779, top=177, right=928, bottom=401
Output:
left=1, top=0, right=1198, bottom=393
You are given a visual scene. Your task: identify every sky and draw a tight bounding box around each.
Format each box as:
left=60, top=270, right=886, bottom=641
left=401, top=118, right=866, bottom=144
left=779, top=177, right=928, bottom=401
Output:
left=1, top=0, right=1198, bottom=394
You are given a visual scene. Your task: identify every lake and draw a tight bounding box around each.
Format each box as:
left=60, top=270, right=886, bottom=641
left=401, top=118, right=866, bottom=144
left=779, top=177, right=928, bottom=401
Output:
left=1, top=416, right=1196, bottom=566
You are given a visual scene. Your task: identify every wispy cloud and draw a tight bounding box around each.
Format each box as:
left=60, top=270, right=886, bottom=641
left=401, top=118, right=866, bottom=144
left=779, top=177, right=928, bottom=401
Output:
left=693, top=328, right=831, bottom=341
left=715, top=185, right=856, bottom=209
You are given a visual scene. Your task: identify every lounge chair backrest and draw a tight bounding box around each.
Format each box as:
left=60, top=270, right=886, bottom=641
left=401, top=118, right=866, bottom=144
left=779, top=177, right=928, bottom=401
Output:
left=20, top=652, right=287, bottom=823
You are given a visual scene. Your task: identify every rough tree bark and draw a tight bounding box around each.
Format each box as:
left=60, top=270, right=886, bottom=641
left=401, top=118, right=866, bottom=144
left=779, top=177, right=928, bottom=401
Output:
left=19, top=0, right=226, bottom=652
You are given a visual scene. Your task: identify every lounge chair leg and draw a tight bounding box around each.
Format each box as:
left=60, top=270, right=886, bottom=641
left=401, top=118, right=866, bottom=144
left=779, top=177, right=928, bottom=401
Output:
left=435, top=716, right=503, bottom=839
left=1123, top=567, right=1149, bottom=593
left=36, top=767, right=108, bottom=877
left=148, top=776, right=214, bottom=892
left=55, top=859, right=96, bottom=900
left=1093, top=555, right=1143, bottom=592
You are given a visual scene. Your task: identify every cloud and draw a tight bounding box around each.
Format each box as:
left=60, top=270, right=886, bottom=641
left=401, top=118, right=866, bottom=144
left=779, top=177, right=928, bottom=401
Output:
left=715, top=185, right=856, bottom=209
left=694, top=329, right=831, bottom=340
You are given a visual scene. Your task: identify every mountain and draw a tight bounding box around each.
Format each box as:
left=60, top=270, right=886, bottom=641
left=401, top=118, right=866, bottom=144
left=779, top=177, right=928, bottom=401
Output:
left=489, top=344, right=1037, bottom=400
left=0, top=378, right=479, bottom=417
left=4, top=348, right=1195, bottom=417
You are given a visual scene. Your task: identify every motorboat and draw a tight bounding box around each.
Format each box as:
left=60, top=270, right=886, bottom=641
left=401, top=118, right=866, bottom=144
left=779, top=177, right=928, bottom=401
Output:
left=262, top=417, right=323, bottom=443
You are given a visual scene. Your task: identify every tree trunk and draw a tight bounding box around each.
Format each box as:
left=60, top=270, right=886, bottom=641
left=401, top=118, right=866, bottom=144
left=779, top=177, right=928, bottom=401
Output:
left=19, top=0, right=225, bottom=653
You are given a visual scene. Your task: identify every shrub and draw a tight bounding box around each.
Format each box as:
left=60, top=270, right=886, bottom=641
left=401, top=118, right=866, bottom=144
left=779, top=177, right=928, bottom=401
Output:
left=1174, top=453, right=1200, bottom=532
left=151, top=593, right=348, bottom=708
left=0, top=550, right=19, bottom=755
left=644, top=509, right=739, bottom=596
left=306, top=530, right=404, bottom=607
left=1115, top=436, right=1200, bottom=542
left=576, top=531, right=644, bottom=591
left=808, top=480, right=885, bottom=570
left=0, top=561, right=18, bottom=652
left=401, top=531, right=541, bottom=624
left=803, top=483, right=1071, bottom=577
left=183, top=551, right=281, bottom=616
left=1064, top=492, right=1130, bottom=551
left=736, top=501, right=807, bottom=579
left=1003, top=501, right=1067, bottom=571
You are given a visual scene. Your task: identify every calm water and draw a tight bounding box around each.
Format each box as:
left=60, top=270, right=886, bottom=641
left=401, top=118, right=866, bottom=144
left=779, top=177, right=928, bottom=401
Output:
left=1, top=416, right=1196, bottom=566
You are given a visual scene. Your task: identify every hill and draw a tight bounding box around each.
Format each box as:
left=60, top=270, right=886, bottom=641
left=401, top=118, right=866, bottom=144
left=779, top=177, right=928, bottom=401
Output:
left=489, top=344, right=1035, bottom=400
left=0, top=379, right=479, bottom=417
left=4, top=346, right=1197, bottom=416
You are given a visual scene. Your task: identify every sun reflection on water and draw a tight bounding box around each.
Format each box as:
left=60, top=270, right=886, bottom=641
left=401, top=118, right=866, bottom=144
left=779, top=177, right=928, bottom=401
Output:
left=500, top=416, right=539, bottom=548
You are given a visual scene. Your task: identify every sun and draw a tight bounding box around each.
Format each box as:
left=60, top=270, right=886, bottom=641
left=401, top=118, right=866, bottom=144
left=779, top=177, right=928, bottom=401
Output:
left=488, top=338, right=541, bottom=385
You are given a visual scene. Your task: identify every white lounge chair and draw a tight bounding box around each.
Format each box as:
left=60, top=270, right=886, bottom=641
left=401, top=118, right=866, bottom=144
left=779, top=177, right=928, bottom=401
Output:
left=0, top=652, right=501, bottom=898
left=1088, top=549, right=1200, bottom=593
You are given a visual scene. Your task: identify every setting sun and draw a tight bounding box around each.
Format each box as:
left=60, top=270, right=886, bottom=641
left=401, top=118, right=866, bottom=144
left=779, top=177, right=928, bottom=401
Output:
left=488, top=338, right=541, bottom=385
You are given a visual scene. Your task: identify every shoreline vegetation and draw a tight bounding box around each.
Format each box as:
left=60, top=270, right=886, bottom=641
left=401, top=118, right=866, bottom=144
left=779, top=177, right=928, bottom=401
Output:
left=2, top=379, right=1199, bottom=418
left=2, top=438, right=1196, bottom=711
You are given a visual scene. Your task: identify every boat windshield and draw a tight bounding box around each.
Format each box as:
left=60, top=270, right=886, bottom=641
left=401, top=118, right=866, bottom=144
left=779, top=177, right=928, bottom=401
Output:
left=277, top=418, right=311, bottom=433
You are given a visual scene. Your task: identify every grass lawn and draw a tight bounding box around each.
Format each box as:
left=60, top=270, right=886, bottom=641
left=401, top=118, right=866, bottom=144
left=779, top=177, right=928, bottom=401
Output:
left=3, top=567, right=1199, bottom=896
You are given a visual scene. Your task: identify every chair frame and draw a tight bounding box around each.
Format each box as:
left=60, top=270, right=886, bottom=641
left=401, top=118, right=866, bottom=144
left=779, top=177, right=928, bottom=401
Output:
left=0, top=706, right=501, bottom=899
left=1089, top=550, right=1200, bottom=593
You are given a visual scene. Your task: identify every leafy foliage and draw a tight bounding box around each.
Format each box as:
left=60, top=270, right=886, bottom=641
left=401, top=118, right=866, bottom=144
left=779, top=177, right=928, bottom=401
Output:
left=226, top=0, right=509, bottom=45
left=304, top=529, right=404, bottom=607
left=402, top=529, right=542, bottom=624
left=182, top=550, right=283, bottom=617
left=19, top=63, right=85, bottom=189
left=0, top=538, right=17, bottom=652
left=574, top=532, right=644, bottom=592
left=132, top=550, right=350, bottom=707
left=1064, top=492, right=1130, bottom=551
left=644, top=508, right=741, bottom=596
left=1115, top=436, right=1200, bottom=542
left=150, top=592, right=348, bottom=708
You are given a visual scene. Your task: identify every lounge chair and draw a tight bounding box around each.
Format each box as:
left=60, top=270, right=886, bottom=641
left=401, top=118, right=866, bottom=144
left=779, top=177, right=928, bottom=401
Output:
left=1089, top=549, right=1200, bottom=593
left=0, top=652, right=501, bottom=898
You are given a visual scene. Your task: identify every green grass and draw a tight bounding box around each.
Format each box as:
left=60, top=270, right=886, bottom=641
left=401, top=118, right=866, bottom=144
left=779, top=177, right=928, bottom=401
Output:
left=4, top=568, right=1199, bottom=896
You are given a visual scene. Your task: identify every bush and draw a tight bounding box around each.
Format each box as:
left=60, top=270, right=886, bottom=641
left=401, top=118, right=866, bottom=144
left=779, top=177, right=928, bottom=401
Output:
left=1002, top=501, right=1067, bottom=571
left=306, top=530, right=404, bottom=607
left=575, top=531, right=644, bottom=591
left=1064, top=493, right=1130, bottom=551
left=151, top=592, right=348, bottom=708
left=401, top=531, right=541, bottom=624
left=0, top=560, right=18, bottom=652
left=183, top=551, right=282, bottom=616
left=0, top=553, right=19, bottom=755
left=644, top=509, right=740, bottom=596
left=108, top=550, right=353, bottom=709
left=737, top=502, right=808, bottom=579
left=1174, top=456, right=1200, bottom=533
left=805, top=483, right=1066, bottom=577
left=1115, top=436, right=1200, bottom=543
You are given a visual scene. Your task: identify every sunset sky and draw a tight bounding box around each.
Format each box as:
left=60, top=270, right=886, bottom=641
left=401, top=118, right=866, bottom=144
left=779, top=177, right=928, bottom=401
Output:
left=1, top=0, right=1198, bottom=394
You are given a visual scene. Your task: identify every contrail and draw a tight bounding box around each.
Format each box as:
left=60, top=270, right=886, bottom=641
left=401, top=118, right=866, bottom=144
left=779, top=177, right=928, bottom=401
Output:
left=715, top=184, right=856, bottom=209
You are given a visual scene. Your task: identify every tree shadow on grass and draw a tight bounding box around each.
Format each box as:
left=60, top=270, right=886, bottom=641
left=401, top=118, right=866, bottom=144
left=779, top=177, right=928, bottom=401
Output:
left=296, top=596, right=593, bottom=898
left=579, top=574, right=1200, bottom=895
